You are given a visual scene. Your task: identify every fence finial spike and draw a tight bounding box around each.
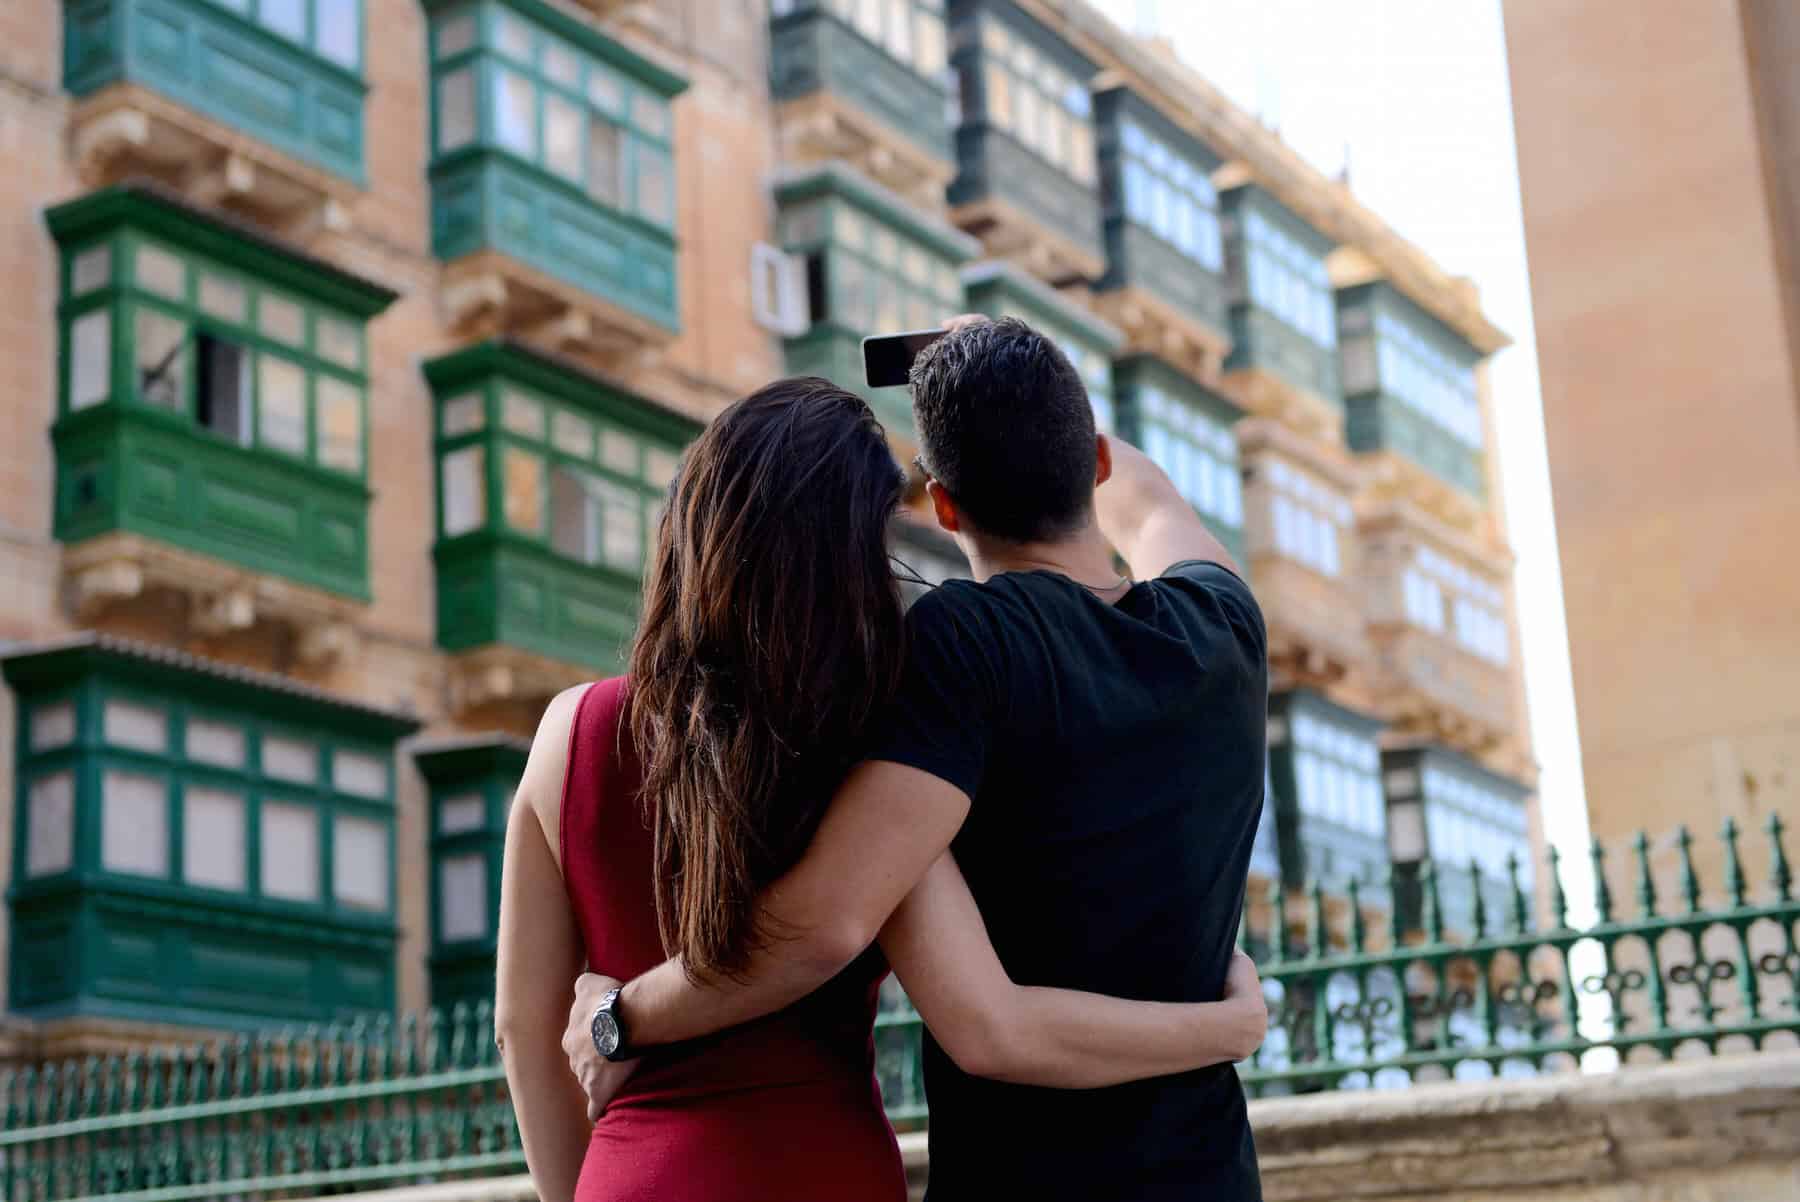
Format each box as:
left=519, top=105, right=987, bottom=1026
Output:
left=1769, top=811, right=1793, bottom=903
left=1506, top=849, right=1530, bottom=934
left=1722, top=815, right=1748, bottom=909
left=1631, top=829, right=1657, bottom=920
left=1674, top=825, right=1702, bottom=915
left=1589, top=837, right=1614, bottom=924
left=1548, top=843, right=1571, bottom=930
left=1424, top=858, right=1445, bottom=945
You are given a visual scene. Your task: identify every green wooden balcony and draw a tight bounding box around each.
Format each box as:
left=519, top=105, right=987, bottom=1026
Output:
left=1222, top=183, right=1342, bottom=436
left=426, top=0, right=686, bottom=353
left=423, top=340, right=698, bottom=712
left=63, top=0, right=367, bottom=183
left=3, top=636, right=419, bottom=1030
left=415, top=737, right=526, bottom=1010
left=1267, top=689, right=1388, bottom=900
left=769, top=0, right=954, bottom=204
left=44, top=184, right=395, bottom=617
left=1092, top=84, right=1232, bottom=381
left=947, top=1, right=1104, bottom=282
left=774, top=162, right=977, bottom=440
left=1114, top=354, right=1247, bottom=567
left=1338, top=280, right=1489, bottom=505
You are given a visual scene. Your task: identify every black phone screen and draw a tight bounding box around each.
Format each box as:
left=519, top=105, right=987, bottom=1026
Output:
left=863, top=329, right=948, bottom=389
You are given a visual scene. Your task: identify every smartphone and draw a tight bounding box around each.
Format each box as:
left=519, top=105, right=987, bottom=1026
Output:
left=863, top=329, right=947, bottom=389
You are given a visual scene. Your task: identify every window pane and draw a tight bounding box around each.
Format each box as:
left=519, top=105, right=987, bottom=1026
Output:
left=442, top=446, right=486, bottom=535
left=504, top=448, right=545, bottom=534
left=435, top=11, right=476, bottom=57
left=437, top=66, right=477, bottom=152
left=644, top=446, right=678, bottom=489
left=317, top=0, right=359, bottom=66
left=186, top=717, right=246, bottom=768
left=31, top=702, right=77, bottom=752
left=587, top=120, right=622, bottom=205
left=135, top=309, right=186, bottom=409
left=258, top=356, right=308, bottom=455
left=262, top=734, right=318, bottom=784
left=196, top=334, right=252, bottom=445
left=438, top=793, right=487, bottom=835
left=104, top=698, right=167, bottom=753
left=184, top=786, right=247, bottom=891
left=550, top=464, right=597, bottom=563
left=587, top=67, right=623, bottom=114
left=102, top=770, right=168, bottom=877
left=542, top=40, right=580, bottom=87
left=198, top=273, right=248, bottom=323
left=316, top=376, right=363, bottom=473
left=495, top=11, right=532, bottom=59
left=548, top=410, right=591, bottom=459
left=260, top=801, right=320, bottom=902
left=916, top=9, right=946, bottom=73
left=635, top=145, right=673, bottom=227
left=260, top=0, right=306, bottom=41
left=439, top=852, right=489, bottom=940
left=544, top=92, right=584, bottom=181
left=26, top=772, right=75, bottom=877
left=334, top=815, right=390, bottom=910
left=442, top=393, right=485, bottom=436
left=316, top=316, right=362, bottom=370
left=494, top=68, right=537, bottom=157
left=259, top=294, right=306, bottom=345
left=136, top=244, right=186, bottom=299
left=73, top=245, right=111, bottom=293
left=600, top=429, right=638, bottom=475
left=502, top=388, right=545, bottom=438
left=69, top=310, right=111, bottom=409
left=984, top=63, right=1010, bottom=128
left=601, top=483, right=640, bottom=567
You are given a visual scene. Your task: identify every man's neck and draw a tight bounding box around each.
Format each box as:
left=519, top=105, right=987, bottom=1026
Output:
left=962, top=523, right=1125, bottom=592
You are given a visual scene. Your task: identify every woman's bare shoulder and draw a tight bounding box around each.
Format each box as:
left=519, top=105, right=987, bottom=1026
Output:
left=516, top=681, right=608, bottom=873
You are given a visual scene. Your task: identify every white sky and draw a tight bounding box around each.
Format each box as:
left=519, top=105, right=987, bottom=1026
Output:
left=1090, top=0, right=1596, bottom=912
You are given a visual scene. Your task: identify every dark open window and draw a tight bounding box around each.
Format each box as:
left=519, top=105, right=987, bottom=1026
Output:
left=196, top=333, right=252, bottom=445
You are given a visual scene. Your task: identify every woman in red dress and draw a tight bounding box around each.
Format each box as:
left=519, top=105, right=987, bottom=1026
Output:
left=494, top=378, right=1266, bottom=1202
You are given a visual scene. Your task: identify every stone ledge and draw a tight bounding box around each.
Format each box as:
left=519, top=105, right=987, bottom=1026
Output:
left=1249, top=1051, right=1800, bottom=1201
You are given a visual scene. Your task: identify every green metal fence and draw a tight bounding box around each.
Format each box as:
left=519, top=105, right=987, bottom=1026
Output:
left=2, top=817, right=1795, bottom=1201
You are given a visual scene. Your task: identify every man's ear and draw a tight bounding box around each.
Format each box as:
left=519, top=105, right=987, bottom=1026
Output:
left=1095, top=433, right=1114, bottom=488
left=925, top=479, right=962, bottom=533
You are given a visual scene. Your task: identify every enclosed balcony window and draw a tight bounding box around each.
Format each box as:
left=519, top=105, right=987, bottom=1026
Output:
left=1137, top=385, right=1243, bottom=531
left=1269, top=691, right=1386, bottom=894
left=1385, top=748, right=1531, bottom=934
left=1291, top=711, right=1384, bottom=841
left=426, top=0, right=687, bottom=338
left=63, top=0, right=368, bottom=181
left=415, top=738, right=525, bottom=1007
left=1372, top=314, right=1483, bottom=449
left=426, top=341, right=699, bottom=677
left=47, top=185, right=395, bottom=601
left=1242, top=211, right=1335, bottom=349
left=3, top=637, right=416, bottom=1026
left=775, top=0, right=949, bottom=78
left=1406, top=545, right=1508, bottom=664
left=977, top=19, right=1096, bottom=185
left=1118, top=120, right=1222, bottom=272
left=1420, top=765, right=1530, bottom=882
left=1265, top=460, right=1348, bottom=578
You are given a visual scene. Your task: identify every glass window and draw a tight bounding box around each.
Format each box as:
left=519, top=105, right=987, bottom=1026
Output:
left=197, top=334, right=252, bottom=445
left=31, top=703, right=77, bottom=752
left=600, top=480, right=640, bottom=566
left=504, top=447, right=545, bottom=533
left=316, top=376, right=362, bottom=473
left=587, top=120, right=622, bottom=204
left=635, top=146, right=673, bottom=227
left=199, top=274, right=248, bottom=323
left=439, top=852, right=489, bottom=940
left=333, top=814, right=389, bottom=910
left=136, top=244, right=187, bottom=300
left=186, top=717, right=246, bottom=769
left=436, top=11, right=477, bottom=57
left=438, top=793, right=487, bottom=835
left=263, top=734, right=319, bottom=785
left=437, top=67, right=477, bottom=151
left=260, top=801, right=320, bottom=902
left=600, top=428, right=638, bottom=476
left=316, top=0, right=359, bottom=67
left=494, top=68, right=537, bottom=155
left=495, top=11, right=533, bottom=59
left=315, top=316, right=362, bottom=370
left=542, top=40, right=580, bottom=87
left=442, top=393, right=485, bottom=436
left=184, top=786, right=247, bottom=892
left=134, top=309, right=187, bottom=409
left=258, top=294, right=306, bottom=345
left=502, top=388, right=546, bottom=438
left=104, top=698, right=167, bottom=753
left=544, top=93, right=585, bottom=181
left=73, top=245, right=111, bottom=294
left=333, top=749, right=387, bottom=799
left=69, top=311, right=111, bottom=409
left=550, top=464, right=599, bottom=563
left=644, top=447, right=679, bottom=489
left=442, top=446, right=486, bottom=536
left=102, top=770, right=168, bottom=877
left=553, top=409, right=594, bottom=458
left=258, top=356, right=309, bottom=455
left=26, top=772, right=75, bottom=878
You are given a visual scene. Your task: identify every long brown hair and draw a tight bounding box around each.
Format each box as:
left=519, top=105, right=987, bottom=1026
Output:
left=626, top=377, right=907, bottom=979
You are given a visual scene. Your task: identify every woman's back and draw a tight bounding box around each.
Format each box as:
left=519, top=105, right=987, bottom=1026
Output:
left=560, top=678, right=904, bottom=1201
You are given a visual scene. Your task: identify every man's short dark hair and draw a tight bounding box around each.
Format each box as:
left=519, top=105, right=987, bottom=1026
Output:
left=908, top=317, right=1096, bottom=544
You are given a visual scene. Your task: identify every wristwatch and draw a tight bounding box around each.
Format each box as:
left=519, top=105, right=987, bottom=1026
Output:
left=589, top=987, right=632, bottom=1062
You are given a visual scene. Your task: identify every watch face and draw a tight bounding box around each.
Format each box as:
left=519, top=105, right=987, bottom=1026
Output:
left=592, top=1009, right=620, bottom=1057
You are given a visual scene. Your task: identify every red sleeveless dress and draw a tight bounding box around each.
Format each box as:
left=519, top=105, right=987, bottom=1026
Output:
left=561, top=677, right=906, bottom=1202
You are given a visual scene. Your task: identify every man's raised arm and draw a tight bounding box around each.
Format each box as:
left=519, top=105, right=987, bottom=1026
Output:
left=584, top=760, right=969, bottom=1053
left=1096, top=434, right=1240, bottom=580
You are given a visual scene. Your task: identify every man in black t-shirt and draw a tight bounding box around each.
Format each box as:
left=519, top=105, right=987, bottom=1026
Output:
left=569, top=318, right=1268, bottom=1200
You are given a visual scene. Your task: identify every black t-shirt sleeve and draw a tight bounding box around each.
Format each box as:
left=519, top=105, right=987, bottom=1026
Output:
left=864, top=587, right=998, bottom=801
left=1159, top=559, right=1268, bottom=669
